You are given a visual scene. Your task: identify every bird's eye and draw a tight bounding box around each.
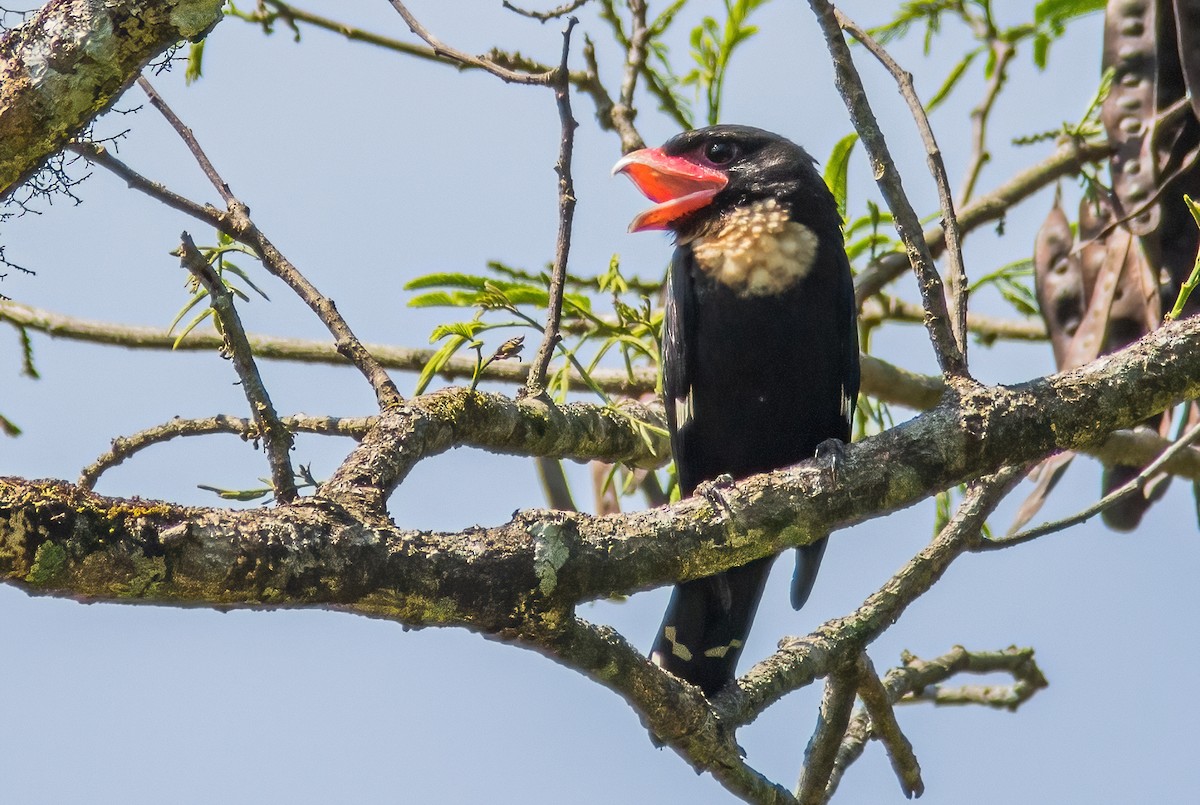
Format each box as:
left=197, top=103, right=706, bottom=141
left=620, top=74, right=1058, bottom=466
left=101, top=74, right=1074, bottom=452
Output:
left=704, top=141, right=737, bottom=165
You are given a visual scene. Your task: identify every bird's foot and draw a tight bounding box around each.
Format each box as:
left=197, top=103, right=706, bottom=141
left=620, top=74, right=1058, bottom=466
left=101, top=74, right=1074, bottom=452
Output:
left=695, top=473, right=736, bottom=512
left=814, top=438, right=848, bottom=485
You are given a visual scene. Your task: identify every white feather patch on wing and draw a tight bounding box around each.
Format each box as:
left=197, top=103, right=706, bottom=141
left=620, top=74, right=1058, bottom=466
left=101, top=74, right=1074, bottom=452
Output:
left=673, top=392, right=694, bottom=430
left=702, top=638, right=743, bottom=659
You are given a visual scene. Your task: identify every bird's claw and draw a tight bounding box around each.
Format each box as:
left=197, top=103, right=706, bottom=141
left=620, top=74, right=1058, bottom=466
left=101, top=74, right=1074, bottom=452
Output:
left=814, top=438, right=848, bottom=485
left=696, top=473, right=735, bottom=512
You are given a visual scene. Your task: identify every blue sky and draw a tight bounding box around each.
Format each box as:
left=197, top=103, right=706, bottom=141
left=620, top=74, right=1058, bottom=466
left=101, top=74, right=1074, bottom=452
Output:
left=3, top=2, right=1198, bottom=803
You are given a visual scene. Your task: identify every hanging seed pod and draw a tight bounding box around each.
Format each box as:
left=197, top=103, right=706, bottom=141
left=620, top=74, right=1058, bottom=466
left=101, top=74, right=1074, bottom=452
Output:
left=1033, top=199, right=1081, bottom=367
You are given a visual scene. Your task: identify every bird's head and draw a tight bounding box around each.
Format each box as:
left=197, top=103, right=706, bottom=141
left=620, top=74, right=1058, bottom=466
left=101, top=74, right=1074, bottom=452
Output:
left=613, top=125, right=825, bottom=241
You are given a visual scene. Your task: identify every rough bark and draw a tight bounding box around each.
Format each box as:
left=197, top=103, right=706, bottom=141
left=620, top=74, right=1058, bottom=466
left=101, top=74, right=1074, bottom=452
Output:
left=5, top=312, right=1199, bottom=629
left=0, top=0, right=224, bottom=199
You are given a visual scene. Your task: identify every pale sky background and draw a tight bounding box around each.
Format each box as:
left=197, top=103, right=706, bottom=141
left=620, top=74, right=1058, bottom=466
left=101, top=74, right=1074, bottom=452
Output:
left=2, top=2, right=1198, bottom=803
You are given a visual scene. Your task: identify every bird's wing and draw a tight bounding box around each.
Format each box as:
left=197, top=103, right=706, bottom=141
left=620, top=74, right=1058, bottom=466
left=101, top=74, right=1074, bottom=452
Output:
left=663, top=247, right=700, bottom=493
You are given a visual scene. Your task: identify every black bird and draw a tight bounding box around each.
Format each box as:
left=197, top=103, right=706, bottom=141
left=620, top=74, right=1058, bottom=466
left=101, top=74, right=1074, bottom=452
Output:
left=614, top=125, right=860, bottom=696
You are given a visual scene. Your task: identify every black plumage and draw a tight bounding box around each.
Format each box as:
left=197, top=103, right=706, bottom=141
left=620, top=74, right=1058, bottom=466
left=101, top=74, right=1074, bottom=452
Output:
left=615, top=125, right=860, bottom=695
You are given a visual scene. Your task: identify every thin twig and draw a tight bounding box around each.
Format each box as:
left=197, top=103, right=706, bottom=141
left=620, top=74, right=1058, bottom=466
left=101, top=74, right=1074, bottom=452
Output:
left=808, top=0, right=967, bottom=379
left=503, top=0, right=591, bottom=22
left=231, top=2, right=641, bottom=152
left=853, top=654, right=923, bottom=799
left=79, top=414, right=374, bottom=490
left=825, top=646, right=1046, bottom=799
left=178, top=232, right=298, bottom=502
left=244, top=0, right=467, bottom=63
left=1, top=296, right=948, bottom=409
left=796, top=661, right=860, bottom=805
left=543, top=618, right=798, bottom=805
left=387, top=0, right=556, bottom=85
left=853, top=137, right=1112, bottom=304
left=528, top=18, right=580, bottom=393
left=860, top=295, right=1047, bottom=342
left=137, top=78, right=234, bottom=207
left=615, top=0, right=650, bottom=152
left=836, top=8, right=971, bottom=372
left=981, top=417, right=1200, bottom=549
left=895, top=646, right=1048, bottom=709
left=82, top=91, right=405, bottom=410
left=959, top=39, right=1014, bottom=204
left=581, top=34, right=644, bottom=151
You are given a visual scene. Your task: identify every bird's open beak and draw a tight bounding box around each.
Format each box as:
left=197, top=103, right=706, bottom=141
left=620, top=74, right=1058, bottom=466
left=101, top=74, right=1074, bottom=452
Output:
left=612, top=148, right=728, bottom=232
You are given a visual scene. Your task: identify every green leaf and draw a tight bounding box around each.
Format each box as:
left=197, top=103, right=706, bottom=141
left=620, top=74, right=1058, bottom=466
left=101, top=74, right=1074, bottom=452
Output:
left=430, top=320, right=486, bottom=343
left=0, top=412, right=21, bottom=437
left=197, top=483, right=272, bottom=502
left=414, top=334, right=468, bottom=396
left=167, top=288, right=210, bottom=335
left=823, top=133, right=858, bottom=222
left=18, top=325, right=38, bottom=379
left=407, top=291, right=474, bottom=308
left=172, top=307, right=216, bottom=349
left=926, top=48, right=979, bottom=113
left=221, top=261, right=270, bottom=301
left=185, top=39, right=205, bottom=84
left=1034, top=0, right=1105, bottom=26
left=1032, top=31, right=1051, bottom=70
left=404, top=272, right=494, bottom=291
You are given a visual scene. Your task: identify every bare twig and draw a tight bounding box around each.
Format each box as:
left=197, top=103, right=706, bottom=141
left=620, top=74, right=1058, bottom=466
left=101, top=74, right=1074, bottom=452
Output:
left=853, top=654, right=923, bottom=799
left=981, top=417, right=1200, bottom=549
left=825, top=646, right=1045, bottom=799
left=797, top=661, right=860, bottom=805
left=231, top=2, right=642, bottom=152
left=503, top=0, right=591, bottom=22
left=1, top=297, right=948, bottom=409
left=860, top=295, right=1047, bottom=342
left=853, top=137, right=1112, bottom=304
left=240, top=0, right=459, bottom=63
left=544, top=618, right=799, bottom=805
left=895, top=646, right=1048, bottom=709
left=178, top=233, right=298, bottom=502
left=808, top=0, right=966, bottom=380
left=528, top=18, right=580, bottom=393
left=76, top=93, right=404, bottom=410
left=79, top=414, right=374, bottom=490
left=837, top=9, right=971, bottom=370
left=615, top=0, right=650, bottom=151
left=387, top=0, right=555, bottom=85
left=138, top=78, right=234, bottom=206
left=960, top=39, right=1014, bottom=204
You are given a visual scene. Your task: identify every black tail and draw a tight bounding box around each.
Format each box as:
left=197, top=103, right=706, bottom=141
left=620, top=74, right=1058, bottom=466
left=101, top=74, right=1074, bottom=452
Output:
left=1101, top=465, right=1170, bottom=531
left=790, top=537, right=828, bottom=611
left=650, top=557, right=773, bottom=696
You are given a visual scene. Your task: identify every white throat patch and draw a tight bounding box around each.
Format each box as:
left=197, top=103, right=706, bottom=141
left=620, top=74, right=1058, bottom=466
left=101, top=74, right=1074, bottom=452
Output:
left=689, top=198, right=819, bottom=296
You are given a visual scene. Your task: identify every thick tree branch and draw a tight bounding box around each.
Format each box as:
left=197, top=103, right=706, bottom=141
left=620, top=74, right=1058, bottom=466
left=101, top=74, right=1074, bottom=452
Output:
left=0, top=0, right=223, bottom=199
left=5, top=314, right=1200, bottom=627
